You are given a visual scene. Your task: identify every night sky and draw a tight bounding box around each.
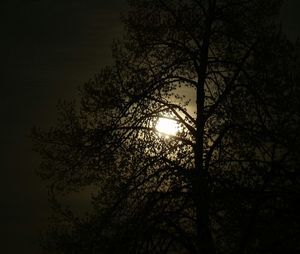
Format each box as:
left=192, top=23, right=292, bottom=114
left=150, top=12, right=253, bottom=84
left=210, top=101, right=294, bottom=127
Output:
left=1, top=0, right=299, bottom=253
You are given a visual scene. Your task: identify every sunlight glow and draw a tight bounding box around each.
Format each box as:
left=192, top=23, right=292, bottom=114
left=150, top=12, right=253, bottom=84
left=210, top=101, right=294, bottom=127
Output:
left=155, top=117, right=179, bottom=137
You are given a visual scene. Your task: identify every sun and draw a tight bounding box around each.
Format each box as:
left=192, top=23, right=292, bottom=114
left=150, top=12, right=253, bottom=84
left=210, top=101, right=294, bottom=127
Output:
left=155, top=117, right=179, bottom=137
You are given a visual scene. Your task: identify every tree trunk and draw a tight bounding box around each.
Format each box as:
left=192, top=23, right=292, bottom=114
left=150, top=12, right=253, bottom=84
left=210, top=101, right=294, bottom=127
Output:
left=193, top=1, right=216, bottom=253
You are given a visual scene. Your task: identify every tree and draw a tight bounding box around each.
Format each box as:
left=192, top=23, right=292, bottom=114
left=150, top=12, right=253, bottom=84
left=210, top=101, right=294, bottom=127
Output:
left=32, top=0, right=300, bottom=253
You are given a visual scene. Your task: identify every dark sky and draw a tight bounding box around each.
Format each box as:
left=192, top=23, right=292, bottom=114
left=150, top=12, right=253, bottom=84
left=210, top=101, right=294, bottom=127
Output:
left=1, top=1, right=126, bottom=253
left=1, top=0, right=299, bottom=253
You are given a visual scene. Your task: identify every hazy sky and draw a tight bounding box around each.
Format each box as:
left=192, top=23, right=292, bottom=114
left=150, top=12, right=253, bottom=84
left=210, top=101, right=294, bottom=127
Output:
left=1, top=0, right=299, bottom=253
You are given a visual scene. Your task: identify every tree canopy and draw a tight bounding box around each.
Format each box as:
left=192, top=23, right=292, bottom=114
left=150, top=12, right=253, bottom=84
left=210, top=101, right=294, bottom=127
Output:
left=32, top=0, right=300, bottom=253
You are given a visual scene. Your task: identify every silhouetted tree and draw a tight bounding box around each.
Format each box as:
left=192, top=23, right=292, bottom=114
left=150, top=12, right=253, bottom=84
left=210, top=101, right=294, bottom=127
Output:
left=32, top=0, right=300, bottom=253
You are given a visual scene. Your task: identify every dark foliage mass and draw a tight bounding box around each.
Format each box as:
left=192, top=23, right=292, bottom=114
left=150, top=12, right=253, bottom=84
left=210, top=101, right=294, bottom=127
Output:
left=32, top=0, right=300, bottom=253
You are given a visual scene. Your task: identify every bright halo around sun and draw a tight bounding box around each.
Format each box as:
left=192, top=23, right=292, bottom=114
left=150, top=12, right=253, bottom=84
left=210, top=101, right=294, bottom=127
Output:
left=155, top=117, right=179, bottom=137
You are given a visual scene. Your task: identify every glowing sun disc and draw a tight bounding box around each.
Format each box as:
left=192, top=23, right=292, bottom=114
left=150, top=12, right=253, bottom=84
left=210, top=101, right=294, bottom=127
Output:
left=155, top=117, right=179, bottom=136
